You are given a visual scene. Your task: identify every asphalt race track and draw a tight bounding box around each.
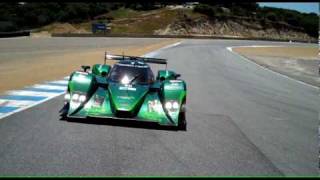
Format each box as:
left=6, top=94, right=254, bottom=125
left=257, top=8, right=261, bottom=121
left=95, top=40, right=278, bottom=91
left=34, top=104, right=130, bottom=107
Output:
left=0, top=38, right=318, bottom=176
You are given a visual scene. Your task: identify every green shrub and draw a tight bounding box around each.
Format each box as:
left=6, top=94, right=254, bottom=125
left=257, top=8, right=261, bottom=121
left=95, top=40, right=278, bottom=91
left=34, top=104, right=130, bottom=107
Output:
left=194, top=4, right=216, bottom=17
left=266, top=12, right=276, bottom=21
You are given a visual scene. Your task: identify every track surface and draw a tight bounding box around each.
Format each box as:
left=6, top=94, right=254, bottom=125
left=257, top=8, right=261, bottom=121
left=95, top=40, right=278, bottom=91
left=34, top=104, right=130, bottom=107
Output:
left=0, top=38, right=318, bottom=176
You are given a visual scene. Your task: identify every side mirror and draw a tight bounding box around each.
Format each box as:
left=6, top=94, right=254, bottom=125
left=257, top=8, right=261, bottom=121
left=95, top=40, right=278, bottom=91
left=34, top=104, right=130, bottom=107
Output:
left=159, top=77, right=165, bottom=81
left=175, top=74, right=181, bottom=79
left=101, top=71, right=107, bottom=77
left=81, top=65, right=90, bottom=72
left=150, top=82, right=161, bottom=91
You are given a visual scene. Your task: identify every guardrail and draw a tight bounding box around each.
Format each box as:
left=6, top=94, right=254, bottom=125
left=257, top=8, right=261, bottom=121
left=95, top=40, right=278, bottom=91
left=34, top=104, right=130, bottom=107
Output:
left=51, top=33, right=317, bottom=43
left=0, top=31, right=30, bottom=38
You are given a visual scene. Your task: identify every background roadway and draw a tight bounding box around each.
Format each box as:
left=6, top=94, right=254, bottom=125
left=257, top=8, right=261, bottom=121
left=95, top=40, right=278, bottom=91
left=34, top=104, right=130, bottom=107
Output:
left=0, top=38, right=318, bottom=176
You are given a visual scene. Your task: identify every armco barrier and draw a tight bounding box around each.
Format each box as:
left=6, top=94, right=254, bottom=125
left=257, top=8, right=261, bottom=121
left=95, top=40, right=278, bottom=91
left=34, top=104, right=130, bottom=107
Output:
left=51, top=33, right=317, bottom=43
left=0, top=31, right=30, bottom=38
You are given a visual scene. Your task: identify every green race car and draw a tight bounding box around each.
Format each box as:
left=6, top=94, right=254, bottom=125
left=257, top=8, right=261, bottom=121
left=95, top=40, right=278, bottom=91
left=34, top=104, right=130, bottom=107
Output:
left=60, top=53, right=187, bottom=130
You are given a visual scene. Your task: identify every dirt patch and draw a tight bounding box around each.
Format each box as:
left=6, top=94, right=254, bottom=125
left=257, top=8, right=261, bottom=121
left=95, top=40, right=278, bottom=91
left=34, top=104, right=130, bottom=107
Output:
left=155, top=15, right=317, bottom=42
left=34, top=23, right=91, bottom=35
left=233, top=46, right=320, bottom=87
left=234, top=46, right=318, bottom=60
left=0, top=39, right=180, bottom=94
left=30, top=31, right=52, bottom=38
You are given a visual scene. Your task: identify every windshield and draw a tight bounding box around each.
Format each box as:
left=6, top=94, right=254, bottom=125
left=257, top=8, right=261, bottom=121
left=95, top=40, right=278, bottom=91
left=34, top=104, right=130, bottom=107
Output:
left=108, top=64, right=154, bottom=84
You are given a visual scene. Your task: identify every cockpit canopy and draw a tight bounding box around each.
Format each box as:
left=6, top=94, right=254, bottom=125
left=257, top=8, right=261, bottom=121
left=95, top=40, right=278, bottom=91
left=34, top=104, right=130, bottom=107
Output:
left=108, top=61, right=154, bottom=85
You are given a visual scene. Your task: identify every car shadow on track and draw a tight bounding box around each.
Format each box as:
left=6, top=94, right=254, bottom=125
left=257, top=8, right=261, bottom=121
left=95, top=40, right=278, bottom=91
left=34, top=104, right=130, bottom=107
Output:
left=59, top=116, right=185, bottom=131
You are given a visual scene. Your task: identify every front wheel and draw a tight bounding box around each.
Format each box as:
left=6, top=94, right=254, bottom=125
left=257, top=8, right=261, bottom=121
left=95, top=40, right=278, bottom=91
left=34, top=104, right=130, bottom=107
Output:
left=59, top=103, right=69, bottom=121
left=178, top=111, right=187, bottom=131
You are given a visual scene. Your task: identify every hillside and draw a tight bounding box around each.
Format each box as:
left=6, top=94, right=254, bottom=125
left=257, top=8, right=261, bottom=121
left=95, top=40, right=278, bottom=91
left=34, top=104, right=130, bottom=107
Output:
left=154, top=10, right=316, bottom=42
left=39, top=7, right=317, bottom=42
left=1, top=3, right=317, bottom=42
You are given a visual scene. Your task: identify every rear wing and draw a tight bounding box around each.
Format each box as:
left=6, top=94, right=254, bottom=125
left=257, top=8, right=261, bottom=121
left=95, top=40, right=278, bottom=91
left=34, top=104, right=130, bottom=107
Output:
left=104, top=52, right=167, bottom=65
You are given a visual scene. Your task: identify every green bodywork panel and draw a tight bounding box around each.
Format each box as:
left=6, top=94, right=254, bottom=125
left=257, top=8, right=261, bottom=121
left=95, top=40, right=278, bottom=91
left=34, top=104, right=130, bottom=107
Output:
left=68, top=71, right=95, bottom=93
left=108, top=82, right=149, bottom=112
left=92, top=64, right=111, bottom=76
left=161, top=79, right=187, bottom=123
left=157, top=70, right=178, bottom=80
left=136, top=92, right=172, bottom=125
left=66, top=69, right=186, bottom=126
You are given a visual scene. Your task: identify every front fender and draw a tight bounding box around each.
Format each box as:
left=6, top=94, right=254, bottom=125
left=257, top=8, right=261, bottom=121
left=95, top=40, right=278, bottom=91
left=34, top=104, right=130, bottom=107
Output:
left=68, top=71, right=95, bottom=93
left=161, top=79, right=187, bottom=125
left=67, top=71, right=96, bottom=116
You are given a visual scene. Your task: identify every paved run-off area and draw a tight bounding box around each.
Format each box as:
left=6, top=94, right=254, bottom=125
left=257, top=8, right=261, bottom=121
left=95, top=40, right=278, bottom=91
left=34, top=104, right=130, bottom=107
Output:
left=0, top=38, right=318, bottom=176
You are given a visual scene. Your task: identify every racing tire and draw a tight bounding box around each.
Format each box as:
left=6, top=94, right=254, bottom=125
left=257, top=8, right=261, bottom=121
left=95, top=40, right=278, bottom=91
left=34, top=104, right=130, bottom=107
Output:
left=178, top=111, right=187, bottom=131
left=59, top=103, right=69, bottom=121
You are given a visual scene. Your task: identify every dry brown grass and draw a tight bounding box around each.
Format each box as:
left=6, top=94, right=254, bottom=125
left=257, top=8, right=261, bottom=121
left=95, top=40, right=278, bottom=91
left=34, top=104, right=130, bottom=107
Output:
left=0, top=39, right=180, bottom=94
left=233, top=46, right=318, bottom=60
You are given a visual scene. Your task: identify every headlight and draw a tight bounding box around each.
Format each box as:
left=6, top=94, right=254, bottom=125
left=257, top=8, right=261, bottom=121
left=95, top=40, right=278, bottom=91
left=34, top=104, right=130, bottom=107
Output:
left=72, top=94, right=79, bottom=101
left=172, top=101, right=179, bottom=109
left=64, top=93, right=70, bottom=101
left=79, top=95, right=86, bottom=102
left=165, top=102, right=172, bottom=109
left=165, top=101, right=179, bottom=111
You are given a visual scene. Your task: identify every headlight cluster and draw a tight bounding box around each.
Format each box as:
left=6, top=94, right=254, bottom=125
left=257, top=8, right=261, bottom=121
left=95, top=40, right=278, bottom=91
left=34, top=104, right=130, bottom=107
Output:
left=64, top=93, right=71, bottom=101
left=165, top=101, right=179, bottom=111
left=64, top=93, right=86, bottom=103
left=148, top=100, right=180, bottom=113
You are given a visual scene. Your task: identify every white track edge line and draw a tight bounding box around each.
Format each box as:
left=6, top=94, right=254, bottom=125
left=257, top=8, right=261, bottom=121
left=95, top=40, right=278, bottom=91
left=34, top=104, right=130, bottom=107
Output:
left=7, top=90, right=61, bottom=97
left=144, top=42, right=182, bottom=58
left=226, top=46, right=319, bottom=90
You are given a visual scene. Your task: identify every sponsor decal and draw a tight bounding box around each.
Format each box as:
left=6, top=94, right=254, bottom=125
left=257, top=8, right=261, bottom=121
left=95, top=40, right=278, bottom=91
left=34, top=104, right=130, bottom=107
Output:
left=118, top=96, right=134, bottom=100
left=165, top=82, right=183, bottom=90
left=148, top=100, right=162, bottom=113
left=119, top=86, right=136, bottom=91
left=93, top=95, right=104, bottom=106
left=170, top=80, right=182, bottom=83
left=165, top=86, right=182, bottom=90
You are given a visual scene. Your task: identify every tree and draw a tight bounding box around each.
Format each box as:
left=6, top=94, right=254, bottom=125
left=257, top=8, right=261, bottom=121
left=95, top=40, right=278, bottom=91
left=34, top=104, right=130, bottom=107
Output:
left=266, top=12, right=277, bottom=21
